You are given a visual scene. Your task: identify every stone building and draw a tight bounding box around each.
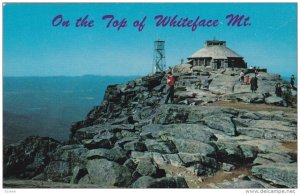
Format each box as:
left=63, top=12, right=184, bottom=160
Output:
left=187, top=40, right=247, bottom=69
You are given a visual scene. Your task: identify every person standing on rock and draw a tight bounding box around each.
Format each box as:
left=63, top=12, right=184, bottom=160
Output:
left=275, top=83, right=282, bottom=97
left=239, top=70, right=244, bottom=84
left=250, top=74, right=258, bottom=93
left=195, top=77, right=202, bottom=89
left=283, top=85, right=293, bottom=107
left=245, top=75, right=250, bottom=85
left=165, top=72, right=175, bottom=104
left=290, top=74, right=296, bottom=90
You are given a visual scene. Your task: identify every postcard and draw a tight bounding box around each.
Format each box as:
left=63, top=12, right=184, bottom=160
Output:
left=2, top=2, right=298, bottom=191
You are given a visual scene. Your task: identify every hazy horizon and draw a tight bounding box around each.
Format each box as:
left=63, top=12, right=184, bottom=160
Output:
left=2, top=71, right=296, bottom=80
left=3, top=75, right=137, bottom=145
left=3, top=74, right=144, bottom=78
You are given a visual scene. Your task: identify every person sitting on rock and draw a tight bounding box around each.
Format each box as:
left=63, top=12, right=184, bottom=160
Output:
left=250, top=74, right=258, bottom=93
left=165, top=72, right=175, bottom=104
left=275, top=83, right=282, bottom=97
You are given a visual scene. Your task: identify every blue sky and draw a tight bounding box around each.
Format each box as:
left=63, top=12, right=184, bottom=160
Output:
left=3, top=3, right=297, bottom=77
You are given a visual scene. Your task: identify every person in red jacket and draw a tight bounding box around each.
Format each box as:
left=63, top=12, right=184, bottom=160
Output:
left=165, top=72, right=175, bottom=104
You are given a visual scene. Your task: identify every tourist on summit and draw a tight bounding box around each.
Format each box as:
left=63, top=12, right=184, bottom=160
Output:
left=203, top=73, right=212, bottom=90
left=245, top=75, right=250, bottom=85
left=290, top=74, right=296, bottom=90
left=275, top=83, right=282, bottom=97
left=165, top=72, right=175, bottom=104
left=283, top=85, right=293, bottom=107
left=239, top=70, right=244, bottom=84
left=195, top=77, right=202, bottom=89
left=189, top=66, right=194, bottom=74
left=250, top=74, right=258, bottom=93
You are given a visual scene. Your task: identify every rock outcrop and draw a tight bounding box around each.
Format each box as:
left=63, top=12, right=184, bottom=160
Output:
left=3, top=66, right=297, bottom=188
left=3, top=136, right=61, bottom=179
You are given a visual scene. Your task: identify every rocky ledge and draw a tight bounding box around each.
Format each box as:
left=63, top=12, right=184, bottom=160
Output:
left=3, top=66, right=297, bottom=188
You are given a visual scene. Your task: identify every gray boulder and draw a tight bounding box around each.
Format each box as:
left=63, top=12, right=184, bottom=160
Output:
left=51, top=144, right=88, bottom=164
left=131, top=176, right=156, bottom=188
left=214, top=142, right=244, bottom=165
left=43, top=161, right=72, bottom=182
left=82, top=138, right=112, bottom=149
left=173, top=63, right=192, bottom=74
left=253, top=153, right=294, bottom=165
left=178, top=153, right=219, bottom=170
left=144, top=139, right=178, bottom=154
left=33, top=144, right=88, bottom=182
left=109, top=124, right=135, bottom=133
left=224, top=92, right=265, bottom=104
left=70, top=166, right=88, bottom=184
left=172, top=138, right=216, bottom=157
left=163, top=154, right=184, bottom=167
left=237, top=127, right=265, bottom=139
left=239, top=144, right=259, bottom=162
left=3, top=136, right=61, bottom=179
left=220, top=180, right=265, bottom=188
left=115, top=136, right=140, bottom=148
left=203, top=115, right=237, bottom=136
left=208, top=73, right=238, bottom=94
left=158, top=124, right=218, bottom=142
left=85, top=146, right=128, bottom=164
left=123, top=158, right=138, bottom=173
left=78, top=174, right=92, bottom=184
left=222, top=163, right=236, bottom=172
left=178, top=153, right=202, bottom=166
left=187, top=164, right=213, bottom=176
left=124, top=141, right=147, bottom=152
left=136, top=157, right=160, bottom=177
left=239, top=112, right=261, bottom=120
left=265, top=96, right=283, bottom=105
left=132, top=176, right=188, bottom=188
left=252, top=163, right=297, bottom=188
left=86, top=159, right=132, bottom=187
left=237, top=126, right=297, bottom=141
left=72, top=124, right=111, bottom=142
left=154, top=105, right=189, bottom=124
left=151, top=176, right=189, bottom=188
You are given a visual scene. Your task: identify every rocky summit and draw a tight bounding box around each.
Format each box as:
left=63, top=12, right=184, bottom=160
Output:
left=3, top=65, right=297, bottom=188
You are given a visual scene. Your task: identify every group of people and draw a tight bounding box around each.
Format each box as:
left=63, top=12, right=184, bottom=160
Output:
left=275, top=83, right=293, bottom=107
left=275, top=75, right=296, bottom=96
left=239, top=70, right=258, bottom=93
left=239, top=71, right=251, bottom=85
left=275, top=74, right=296, bottom=107
left=164, top=71, right=212, bottom=104
left=165, top=68, right=296, bottom=105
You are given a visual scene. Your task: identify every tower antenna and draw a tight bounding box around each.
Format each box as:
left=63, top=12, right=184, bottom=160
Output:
left=152, top=40, right=166, bottom=73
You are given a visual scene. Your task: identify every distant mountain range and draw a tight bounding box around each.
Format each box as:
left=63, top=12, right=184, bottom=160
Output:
left=3, top=75, right=138, bottom=145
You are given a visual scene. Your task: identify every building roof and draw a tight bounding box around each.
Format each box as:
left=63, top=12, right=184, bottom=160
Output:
left=188, top=40, right=243, bottom=59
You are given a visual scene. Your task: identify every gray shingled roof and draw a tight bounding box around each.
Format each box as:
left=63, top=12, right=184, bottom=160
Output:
left=189, top=45, right=242, bottom=59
